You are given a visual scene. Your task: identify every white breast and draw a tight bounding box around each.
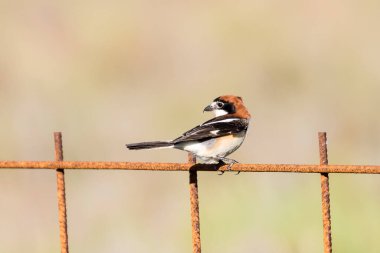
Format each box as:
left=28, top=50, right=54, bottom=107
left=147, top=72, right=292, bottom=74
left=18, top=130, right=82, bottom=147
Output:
left=182, top=131, right=246, bottom=160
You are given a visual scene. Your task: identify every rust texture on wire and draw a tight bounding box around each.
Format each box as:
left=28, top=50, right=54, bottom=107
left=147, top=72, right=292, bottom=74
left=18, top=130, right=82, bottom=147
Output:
left=188, top=153, right=201, bottom=253
left=319, top=132, right=332, bottom=253
left=54, top=132, right=69, bottom=253
left=1, top=161, right=380, bottom=174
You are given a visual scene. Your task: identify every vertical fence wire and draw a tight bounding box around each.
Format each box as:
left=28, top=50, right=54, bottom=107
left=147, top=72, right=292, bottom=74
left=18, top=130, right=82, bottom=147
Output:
left=188, top=153, right=201, bottom=253
left=319, top=132, right=332, bottom=253
left=54, top=132, right=69, bottom=253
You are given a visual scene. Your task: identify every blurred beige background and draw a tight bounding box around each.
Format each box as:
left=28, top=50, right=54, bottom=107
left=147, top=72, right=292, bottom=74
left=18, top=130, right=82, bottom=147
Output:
left=1, top=0, right=380, bottom=252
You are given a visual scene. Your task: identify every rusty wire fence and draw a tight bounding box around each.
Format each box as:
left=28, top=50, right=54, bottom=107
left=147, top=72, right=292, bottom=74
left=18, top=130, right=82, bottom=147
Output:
left=1, top=132, right=380, bottom=253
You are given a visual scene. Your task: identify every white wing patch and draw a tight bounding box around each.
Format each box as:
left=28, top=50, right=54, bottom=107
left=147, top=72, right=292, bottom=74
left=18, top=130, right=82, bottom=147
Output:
left=203, top=118, right=240, bottom=126
left=210, top=130, right=219, bottom=135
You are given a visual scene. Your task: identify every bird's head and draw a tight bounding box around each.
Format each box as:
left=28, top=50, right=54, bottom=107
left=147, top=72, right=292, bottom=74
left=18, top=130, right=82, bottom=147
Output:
left=203, top=95, right=251, bottom=119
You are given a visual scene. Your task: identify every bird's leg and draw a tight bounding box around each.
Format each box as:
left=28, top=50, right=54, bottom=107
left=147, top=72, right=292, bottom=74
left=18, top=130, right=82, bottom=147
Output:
left=196, top=156, right=226, bottom=175
left=216, top=157, right=239, bottom=175
left=220, top=157, right=238, bottom=170
left=217, top=160, right=226, bottom=175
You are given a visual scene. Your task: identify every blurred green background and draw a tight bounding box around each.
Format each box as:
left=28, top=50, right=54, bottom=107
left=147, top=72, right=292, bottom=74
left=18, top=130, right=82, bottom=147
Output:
left=1, top=0, right=380, bottom=252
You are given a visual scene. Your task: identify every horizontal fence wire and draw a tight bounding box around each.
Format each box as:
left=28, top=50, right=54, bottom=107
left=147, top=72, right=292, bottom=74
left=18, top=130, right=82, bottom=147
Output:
left=1, top=161, right=380, bottom=173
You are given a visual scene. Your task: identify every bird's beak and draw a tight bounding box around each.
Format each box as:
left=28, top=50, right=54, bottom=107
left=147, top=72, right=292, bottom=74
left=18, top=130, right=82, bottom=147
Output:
left=203, top=104, right=214, bottom=113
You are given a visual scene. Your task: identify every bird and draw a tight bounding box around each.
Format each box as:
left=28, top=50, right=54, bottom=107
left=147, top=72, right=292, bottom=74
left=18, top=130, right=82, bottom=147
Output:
left=126, top=95, right=251, bottom=172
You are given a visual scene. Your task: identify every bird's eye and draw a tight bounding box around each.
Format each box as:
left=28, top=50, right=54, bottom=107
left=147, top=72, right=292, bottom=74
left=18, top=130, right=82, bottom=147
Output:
left=216, top=102, right=224, bottom=108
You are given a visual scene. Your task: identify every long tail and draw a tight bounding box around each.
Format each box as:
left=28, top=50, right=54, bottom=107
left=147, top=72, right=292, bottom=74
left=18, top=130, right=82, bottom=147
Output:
left=126, top=141, right=174, bottom=150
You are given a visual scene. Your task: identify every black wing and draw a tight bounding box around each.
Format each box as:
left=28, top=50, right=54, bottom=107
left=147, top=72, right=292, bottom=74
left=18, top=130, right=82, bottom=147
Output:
left=172, top=118, right=248, bottom=144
